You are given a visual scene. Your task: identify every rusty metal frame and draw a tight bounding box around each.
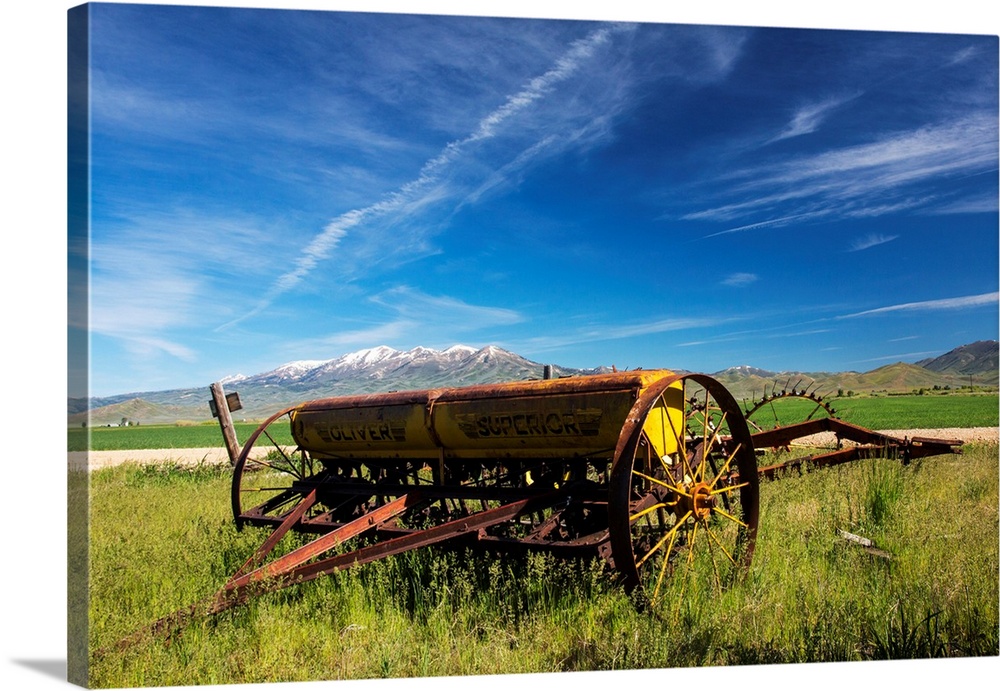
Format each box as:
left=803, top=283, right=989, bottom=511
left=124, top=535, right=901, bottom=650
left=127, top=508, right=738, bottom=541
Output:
left=223, top=376, right=963, bottom=612
left=108, top=373, right=968, bottom=652
left=751, top=417, right=962, bottom=480
left=216, top=490, right=575, bottom=620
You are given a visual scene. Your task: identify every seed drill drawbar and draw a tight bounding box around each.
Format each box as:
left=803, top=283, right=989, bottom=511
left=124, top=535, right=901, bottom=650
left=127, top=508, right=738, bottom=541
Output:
left=121, top=369, right=963, bottom=646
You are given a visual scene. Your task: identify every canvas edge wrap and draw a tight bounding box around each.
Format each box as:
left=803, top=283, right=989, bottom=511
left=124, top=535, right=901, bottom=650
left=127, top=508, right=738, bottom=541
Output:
left=68, top=3, right=91, bottom=687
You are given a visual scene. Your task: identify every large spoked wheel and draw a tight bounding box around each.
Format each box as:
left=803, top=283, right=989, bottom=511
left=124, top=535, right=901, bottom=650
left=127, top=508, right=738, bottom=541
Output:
left=609, top=373, right=759, bottom=608
left=231, top=407, right=323, bottom=529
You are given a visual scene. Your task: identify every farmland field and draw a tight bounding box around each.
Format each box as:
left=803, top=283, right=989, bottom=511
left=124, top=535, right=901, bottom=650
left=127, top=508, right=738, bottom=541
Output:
left=83, top=442, right=999, bottom=687
left=69, top=422, right=295, bottom=452
left=777, top=392, right=999, bottom=431
left=70, top=393, right=999, bottom=452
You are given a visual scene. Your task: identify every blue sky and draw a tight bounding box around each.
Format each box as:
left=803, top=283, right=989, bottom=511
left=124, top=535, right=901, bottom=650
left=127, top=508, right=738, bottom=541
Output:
left=77, top=3, right=998, bottom=397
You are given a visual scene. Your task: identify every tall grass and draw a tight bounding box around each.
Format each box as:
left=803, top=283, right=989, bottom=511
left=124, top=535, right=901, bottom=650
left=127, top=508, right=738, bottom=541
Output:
left=86, top=445, right=999, bottom=687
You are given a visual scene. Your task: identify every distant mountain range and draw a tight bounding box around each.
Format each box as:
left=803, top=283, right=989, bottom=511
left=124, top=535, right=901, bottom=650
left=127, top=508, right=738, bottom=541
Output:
left=916, top=340, right=999, bottom=374
left=71, top=345, right=608, bottom=425
left=70, top=341, right=998, bottom=426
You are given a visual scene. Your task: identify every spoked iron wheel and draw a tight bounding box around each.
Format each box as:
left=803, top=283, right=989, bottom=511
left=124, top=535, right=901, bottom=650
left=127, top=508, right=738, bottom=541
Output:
left=608, top=373, right=759, bottom=609
left=231, top=407, right=325, bottom=529
left=745, top=387, right=841, bottom=460
left=744, top=386, right=837, bottom=433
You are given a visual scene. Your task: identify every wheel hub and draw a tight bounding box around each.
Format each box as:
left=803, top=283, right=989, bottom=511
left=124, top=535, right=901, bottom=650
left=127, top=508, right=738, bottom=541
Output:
left=676, top=480, right=715, bottom=521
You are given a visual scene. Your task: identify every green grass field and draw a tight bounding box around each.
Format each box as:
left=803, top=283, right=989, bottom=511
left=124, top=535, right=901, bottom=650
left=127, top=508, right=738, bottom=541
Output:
left=71, top=393, right=998, bottom=452
left=778, top=393, right=999, bottom=430
left=69, top=422, right=295, bottom=452
left=84, top=442, right=998, bottom=687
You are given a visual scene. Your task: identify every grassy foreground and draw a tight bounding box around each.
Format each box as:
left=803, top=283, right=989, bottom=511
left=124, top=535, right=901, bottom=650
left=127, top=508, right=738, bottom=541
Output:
left=85, top=442, right=998, bottom=687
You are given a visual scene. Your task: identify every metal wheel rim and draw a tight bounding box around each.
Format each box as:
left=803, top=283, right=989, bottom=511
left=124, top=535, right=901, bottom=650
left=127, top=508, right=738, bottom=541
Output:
left=231, top=406, right=316, bottom=526
left=608, top=373, right=759, bottom=605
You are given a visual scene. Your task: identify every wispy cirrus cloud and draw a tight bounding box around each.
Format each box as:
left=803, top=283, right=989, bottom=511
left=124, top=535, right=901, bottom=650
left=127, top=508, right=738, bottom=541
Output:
left=838, top=291, right=999, bottom=318
left=691, top=113, right=998, bottom=235
left=460, top=109, right=621, bottom=209
left=699, top=212, right=818, bottom=238
left=224, top=24, right=633, bottom=328
left=849, top=233, right=899, bottom=252
left=510, top=315, right=729, bottom=354
left=776, top=116, right=996, bottom=186
left=90, top=252, right=201, bottom=362
left=854, top=350, right=942, bottom=364
left=290, top=321, right=417, bottom=353
left=369, top=286, right=523, bottom=327
left=768, top=94, right=857, bottom=143
left=722, top=272, right=758, bottom=287
left=285, top=286, right=523, bottom=354
left=928, top=187, right=999, bottom=215
left=91, top=207, right=281, bottom=355
left=677, top=327, right=831, bottom=348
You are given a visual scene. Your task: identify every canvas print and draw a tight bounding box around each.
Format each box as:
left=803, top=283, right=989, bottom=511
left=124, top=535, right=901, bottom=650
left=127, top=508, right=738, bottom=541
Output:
left=68, top=3, right=999, bottom=688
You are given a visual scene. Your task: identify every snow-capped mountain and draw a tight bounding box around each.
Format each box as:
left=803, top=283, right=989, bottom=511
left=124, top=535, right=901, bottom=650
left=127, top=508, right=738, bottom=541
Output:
left=76, top=345, right=609, bottom=423
left=715, top=365, right=777, bottom=378
left=243, top=344, right=551, bottom=389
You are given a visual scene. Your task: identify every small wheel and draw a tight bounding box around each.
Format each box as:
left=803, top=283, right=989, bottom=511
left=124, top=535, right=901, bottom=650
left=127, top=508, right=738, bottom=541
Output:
left=232, top=409, right=430, bottom=530
left=231, top=407, right=323, bottom=529
left=609, top=373, right=759, bottom=608
left=744, top=385, right=836, bottom=433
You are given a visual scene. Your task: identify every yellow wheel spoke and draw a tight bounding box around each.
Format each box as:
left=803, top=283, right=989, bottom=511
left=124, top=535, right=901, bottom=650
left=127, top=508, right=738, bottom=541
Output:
left=711, top=481, right=749, bottom=496
left=698, top=411, right=727, bottom=482
left=687, top=521, right=699, bottom=564
left=650, top=521, right=682, bottom=605
left=632, top=469, right=689, bottom=497
left=656, top=394, right=670, bottom=471
left=711, top=505, right=748, bottom=529
left=705, top=524, right=723, bottom=590
left=677, top=436, right=696, bottom=481
left=682, top=452, right=697, bottom=484
left=709, top=443, right=742, bottom=488
left=704, top=522, right=737, bottom=566
left=641, top=429, right=678, bottom=492
left=671, top=521, right=698, bottom=618
left=666, top=387, right=694, bottom=478
left=630, top=502, right=668, bottom=522
left=672, top=523, right=700, bottom=615
left=636, top=511, right=691, bottom=568
left=700, top=389, right=710, bottom=478
left=655, top=445, right=673, bottom=476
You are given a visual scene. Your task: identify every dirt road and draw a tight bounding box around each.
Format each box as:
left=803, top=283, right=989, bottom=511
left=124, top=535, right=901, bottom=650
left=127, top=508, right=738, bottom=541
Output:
left=69, top=446, right=234, bottom=471
left=69, top=427, right=997, bottom=471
